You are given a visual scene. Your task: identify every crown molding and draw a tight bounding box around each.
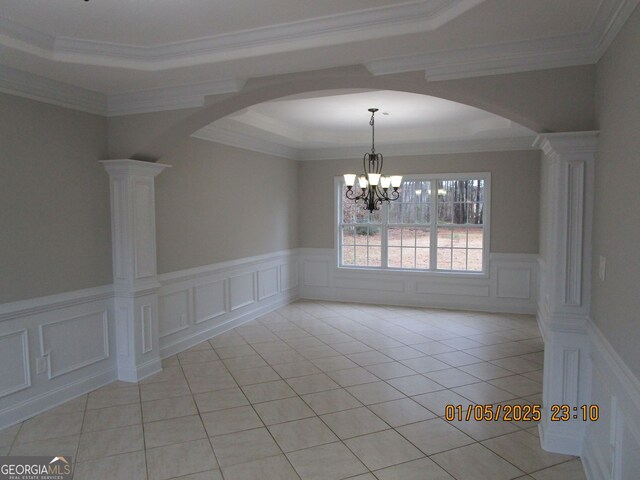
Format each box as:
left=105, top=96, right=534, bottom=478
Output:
left=365, top=0, right=640, bottom=80
left=0, top=0, right=483, bottom=71
left=106, top=79, right=246, bottom=116
left=0, top=64, right=106, bottom=115
left=298, top=136, right=538, bottom=160
left=0, top=65, right=246, bottom=116
left=192, top=125, right=537, bottom=161
left=192, top=124, right=299, bottom=160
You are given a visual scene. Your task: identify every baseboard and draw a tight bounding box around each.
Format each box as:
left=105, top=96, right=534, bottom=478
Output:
left=117, top=357, right=163, bottom=383
left=0, top=366, right=117, bottom=430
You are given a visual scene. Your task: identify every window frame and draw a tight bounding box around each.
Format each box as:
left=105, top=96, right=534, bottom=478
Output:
left=335, top=172, right=491, bottom=276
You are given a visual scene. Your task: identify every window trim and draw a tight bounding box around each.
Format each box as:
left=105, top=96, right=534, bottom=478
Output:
left=335, top=172, right=491, bottom=276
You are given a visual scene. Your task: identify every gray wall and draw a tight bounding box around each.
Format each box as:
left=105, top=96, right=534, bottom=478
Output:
left=155, top=139, right=300, bottom=274
left=592, top=6, right=640, bottom=377
left=299, top=150, right=540, bottom=253
left=0, top=93, right=112, bottom=303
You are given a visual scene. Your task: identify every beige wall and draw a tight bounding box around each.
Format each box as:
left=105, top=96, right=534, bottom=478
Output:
left=155, top=139, right=299, bottom=274
left=0, top=93, right=111, bottom=303
left=299, top=150, right=540, bottom=253
left=592, top=6, right=640, bottom=377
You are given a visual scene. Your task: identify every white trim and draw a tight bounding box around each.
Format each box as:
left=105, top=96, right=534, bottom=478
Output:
left=299, top=248, right=538, bottom=314
left=0, top=330, right=31, bottom=398
left=38, top=310, right=110, bottom=380
left=106, top=79, right=246, bottom=116
left=0, top=284, right=114, bottom=321
left=0, top=1, right=482, bottom=71
left=365, top=0, right=640, bottom=79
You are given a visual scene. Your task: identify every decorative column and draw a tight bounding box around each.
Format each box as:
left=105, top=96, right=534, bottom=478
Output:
left=533, top=132, right=598, bottom=455
left=101, top=159, right=170, bottom=382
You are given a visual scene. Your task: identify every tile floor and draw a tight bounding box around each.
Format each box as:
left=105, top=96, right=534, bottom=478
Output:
left=0, top=301, right=588, bottom=480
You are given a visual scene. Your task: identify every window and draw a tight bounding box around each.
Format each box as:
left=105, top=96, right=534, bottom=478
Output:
left=338, top=174, right=488, bottom=273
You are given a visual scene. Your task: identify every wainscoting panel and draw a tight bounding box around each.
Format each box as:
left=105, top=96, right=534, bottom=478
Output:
left=40, top=311, right=109, bottom=379
left=0, top=330, right=30, bottom=398
left=0, top=286, right=116, bottom=430
left=158, top=289, right=190, bottom=338
left=298, top=249, right=538, bottom=314
left=194, top=280, right=226, bottom=324
left=157, top=250, right=299, bottom=358
left=583, top=320, right=640, bottom=480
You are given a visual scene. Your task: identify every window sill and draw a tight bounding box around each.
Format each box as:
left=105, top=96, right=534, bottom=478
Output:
left=336, top=265, right=489, bottom=279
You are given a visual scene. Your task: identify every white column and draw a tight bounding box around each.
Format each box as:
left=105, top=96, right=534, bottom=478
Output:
left=101, top=159, right=170, bottom=382
left=534, top=132, right=598, bottom=455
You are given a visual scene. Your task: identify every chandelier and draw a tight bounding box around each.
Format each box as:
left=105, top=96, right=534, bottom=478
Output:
left=343, top=108, right=402, bottom=213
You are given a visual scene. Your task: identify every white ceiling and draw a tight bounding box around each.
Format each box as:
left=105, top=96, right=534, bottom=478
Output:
left=0, top=0, right=636, bottom=103
left=193, top=90, right=537, bottom=159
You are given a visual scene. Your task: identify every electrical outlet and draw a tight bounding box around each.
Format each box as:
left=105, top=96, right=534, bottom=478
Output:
left=36, top=356, right=48, bottom=375
left=599, top=256, right=606, bottom=281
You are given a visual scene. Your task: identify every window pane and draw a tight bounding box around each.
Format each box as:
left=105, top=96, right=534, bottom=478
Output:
left=452, top=249, right=467, bottom=270
left=416, top=228, right=430, bottom=247
left=437, top=227, right=452, bottom=247
left=354, top=226, right=369, bottom=244
left=416, top=204, right=430, bottom=224
left=342, top=246, right=355, bottom=266
left=416, top=248, right=429, bottom=269
left=401, top=248, right=416, bottom=269
left=468, top=227, right=483, bottom=248
left=388, top=247, right=401, bottom=268
left=354, top=245, right=368, bottom=266
left=437, top=202, right=453, bottom=224
left=388, top=203, right=402, bottom=224
left=368, top=247, right=381, bottom=267
left=388, top=227, right=402, bottom=247
left=342, top=226, right=356, bottom=246
left=368, top=226, right=382, bottom=246
left=452, top=227, right=467, bottom=248
left=402, top=228, right=416, bottom=247
left=467, top=249, right=483, bottom=271
left=437, top=248, right=452, bottom=270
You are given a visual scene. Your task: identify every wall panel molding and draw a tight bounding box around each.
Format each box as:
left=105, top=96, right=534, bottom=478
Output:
left=0, top=330, right=31, bottom=398
left=298, top=249, right=538, bottom=314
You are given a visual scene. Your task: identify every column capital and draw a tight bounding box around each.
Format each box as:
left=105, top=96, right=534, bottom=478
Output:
left=533, top=131, right=599, bottom=161
left=101, top=159, right=171, bottom=178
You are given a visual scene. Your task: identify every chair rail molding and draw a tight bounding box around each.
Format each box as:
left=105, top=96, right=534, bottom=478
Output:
left=534, top=131, right=598, bottom=456
left=101, top=159, right=170, bottom=382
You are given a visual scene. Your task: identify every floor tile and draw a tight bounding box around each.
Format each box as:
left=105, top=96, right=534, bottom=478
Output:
left=459, top=362, right=514, bottom=380
left=286, top=373, right=340, bottom=395
left=141, top=395, right=198, bottom=424
left=253, top=397, right=315, bottom=425
left=453, top=382, right=517, bottom=403
left=377, top=346, right=424, bottom=360
left=140, top=380, right=191, bottom=402
left=147, top=439, right=218, bottom=480
left=400, top=356, right=451, bottom=373
left=347, top=351, right=394, bottom=366
left=368, top=398, right=435, bottom=427
left=346, top=381, right=404, bottom=405
left=397, top=418, right=474, bottom=454
left=326, top=367, right=380, bottom=387
left=0, top=424, right=20, bottom=447
left=531, top=459, right=587, bottom=480
left=433, top=351, right=483, bottom=367
left=272, top=361, right=322, bottom=379
left=374, top=457, right=454, bottom=480
left=74, top=451, right=146, bottom=480
left=287, top=442, right=368, bottom=480
left=482, top=430, right=573, bottom=473
left=489, top=375, right=542, bottom=396
left=301, top=388, right=362, bottom=415
left=210, top=427, right=281, bottom=467
left=269, top=417, right=338, bottom=452
left=431, top=443, right=525, bottom=480
left=223, top=454, right=300, bottom=480
left=10, top=434, right=79, bottom=456
left=310, top=355, right=359, bottom=372
left=364, top=361, right=416, bottom=379
left=15, top=412, right=83, bottom=443
left=386, top=374, right=445, bottom=396
left=193, top=387, right=249, bottom=412
left=344, top=429, right=424, bottom=470
left=77, top=424, right=144, bottom=461
left=178, top=349, right=220, bottom=365
left=424, top=368, right=482, bottom=388
left=201, top=406, right=263, bottom=436
left=86, top=385, right=140, bottom=410
left=412, top=390, right=473, bottom=417
left=83, top=403, right=141, bottom=432
left=242, top=380, right=297, bottom=403
left=231, top=366, right=281, bottom=386
left=321, top=407, right=389, bottom=439
left=144, top=414, right=207, bottom=448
